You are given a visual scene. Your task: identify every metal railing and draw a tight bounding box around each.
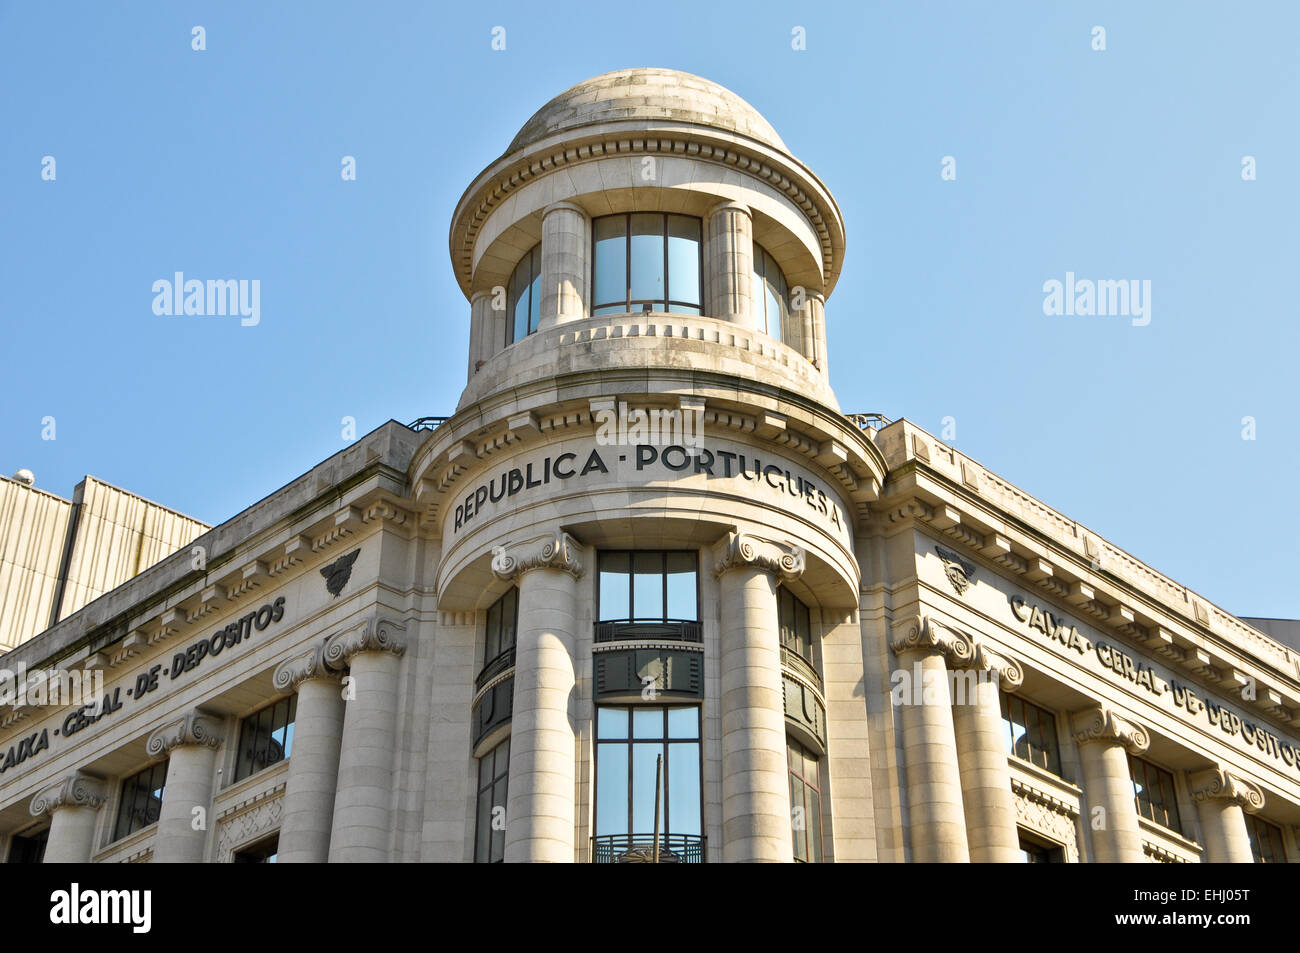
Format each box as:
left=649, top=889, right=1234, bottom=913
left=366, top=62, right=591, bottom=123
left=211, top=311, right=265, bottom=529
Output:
left=594, top=620, right=703, bottom=644
left=781, top=645, right=823, bottom=692
left=846, top=413, right=892, bottom=432
left=474, top=647, right=516, bottom=692
left=407, top=416, right=450, bottom=432
left=591, top=833, right=706, bottom=864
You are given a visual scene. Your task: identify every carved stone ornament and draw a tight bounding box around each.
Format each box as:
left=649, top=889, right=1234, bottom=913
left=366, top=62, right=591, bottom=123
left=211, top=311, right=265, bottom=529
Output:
left=323, top=615, right=407, bottom=668
left=890, top=616, right=1024, bottom=689
left=30, top=773, right=107, bottom=818
left=491, top=531, right=584, bottom=581
left=1189, top=767, right=1266, bottom=814
left=147, top=709, right=223, bottom=758
left=273, top=639, right=339, bottom=692
left=320, top=548, right=361, bottom=597
left=935, top=545, right=975, bottom=595
left=1071, top=704, right=1150, bottom=754
left=712, top=531, right=806, bottom=580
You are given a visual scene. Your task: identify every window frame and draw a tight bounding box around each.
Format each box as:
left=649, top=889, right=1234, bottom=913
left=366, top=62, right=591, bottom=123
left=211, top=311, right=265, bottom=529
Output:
left=1246, top=813, right=1287, bottom=863
left=1128, top=754, right=1184, bottom=835
left=1000, top=692, right=1062, bottom=776
left=233, top=694, right=297, bottom=783
left=112, top=761, right=168, bottom=842
left=778, top=586, right=814, bottom=663
left=482, top=587, right=519, bottom=674
left=593, top=704, right=704, bottom=842
left=474, top=738, right=511, bottom=863
left=505, top=243, right=542, bottom=345
left=591, top=212, right=703, bottom=316
left=788, top=736, right=823, bottom=862
left=751, top=242, right=788, bottom=342
left=596, top=550, right=699, bottom=625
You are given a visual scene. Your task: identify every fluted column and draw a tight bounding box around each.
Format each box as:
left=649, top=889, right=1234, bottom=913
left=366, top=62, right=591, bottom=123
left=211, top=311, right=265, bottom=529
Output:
left=809, top=293, right=828, bottom=375
left=947, top=626, right=1023, bottom=862
left=714, top=531, right=803, bottom=862
left=705, top=201, right=756, bottom=330
left=539, top=202, right=589, bottom=327
left=1071, top=705, right=1149, bottom=863
left=325, top=615, right=406, bottom=862
left=273, top=640, right=346, bottom=863
left=890, top=617, right=972, bottom=861
left=468, top=290, right=493, bottom=380
left=1190, top=767, right=1263, bottom=863
left=147, top=709, right=223, bottom=863
left=31, top=773, right=107, bottom=863
left=492, top=532, right=584, bottom=862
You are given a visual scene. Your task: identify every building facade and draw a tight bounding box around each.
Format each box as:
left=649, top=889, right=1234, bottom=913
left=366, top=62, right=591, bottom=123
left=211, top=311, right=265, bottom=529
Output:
left=2, top=68, right=1299, bottom=863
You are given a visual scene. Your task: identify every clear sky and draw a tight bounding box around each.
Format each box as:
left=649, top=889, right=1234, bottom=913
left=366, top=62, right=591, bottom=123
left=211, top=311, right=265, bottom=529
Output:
left=1, top=1, right=1296, bottom=618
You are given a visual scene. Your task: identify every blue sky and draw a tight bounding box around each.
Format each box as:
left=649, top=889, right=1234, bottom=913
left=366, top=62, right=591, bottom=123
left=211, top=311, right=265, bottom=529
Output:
left=1, top=1, right=1296, bottom=618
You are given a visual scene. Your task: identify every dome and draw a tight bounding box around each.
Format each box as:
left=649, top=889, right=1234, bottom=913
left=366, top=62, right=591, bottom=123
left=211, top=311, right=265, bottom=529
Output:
left=505, top=68, right=789, bottom=155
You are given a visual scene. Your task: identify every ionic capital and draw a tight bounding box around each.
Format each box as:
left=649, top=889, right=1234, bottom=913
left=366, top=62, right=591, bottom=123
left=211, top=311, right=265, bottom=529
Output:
left=1189, top=767, right=1266, bottom=814
left=323, top=615, right=407, bottom=669
left=1071, top=704, right=1150, bottom=754
left=147, top=709, right=223, bottom=758
left=273, top=639, right=340, bottom=692
left=30, top=773, right=107, bottom=818
left=491, top=531, right=584, bottom=582
left=889, top=615, right=976, bottom=668
left=930, top=619, right=1026, bottom=690
left=713, top=531, right=805, bottom=581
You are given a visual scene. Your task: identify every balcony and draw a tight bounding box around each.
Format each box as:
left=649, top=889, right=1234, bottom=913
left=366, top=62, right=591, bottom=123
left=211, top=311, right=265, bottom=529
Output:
left=594, top=620, right=702, bottom=644
left=472, top=674, right=514, bottom=747
left=475, top=647, right=516, bottom=692
left=780, top=645, right=822, bottom=692
left=591, top=833, right=706, bottom=864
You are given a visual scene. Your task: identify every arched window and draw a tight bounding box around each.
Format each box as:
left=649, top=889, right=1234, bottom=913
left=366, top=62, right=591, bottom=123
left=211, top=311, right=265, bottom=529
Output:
left=592, top=213, right=702, bottom=316
left=506, top=244, right=541, bottom=344
left=751, top=243, right=787, bottom=342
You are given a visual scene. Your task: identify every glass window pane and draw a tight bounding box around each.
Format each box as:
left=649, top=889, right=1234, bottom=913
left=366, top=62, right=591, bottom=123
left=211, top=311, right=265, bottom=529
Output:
left=633, top=707, right=663, bottom=739
left=632, top=552, right=664, bottom=621
left=667, top=742, right=701, bottom=835
left=501, top=588, right=517, bottom=652
left=593, top=216, right=627, bottom=307
left=765, top=283, right=782, bottom=342
left=808, top=787, right=823, bottom=862
left=631, top=742, right=663, bottom=833
left=629, top=213, right=665, bottom=305
left=596, top=743, right=629, bottom=835
left=667, top=706, right=698, bottom=740
left=667, top=215, right=701, bottom=306
left=512, top=263, right=530, bottom=344
left=528, top=251, right=542, bottom=334
left=791, top=776, right=808, bottom=861
left=475, top=789, right=493, bottom=861
left=281, top=719, right=295, bottom=760
left=599, top=554, right=630, bottom=622
left=597, top=706, right=628, bottom=740
left=665, top=553, right=696, bottom=621
left=751, top=268, right=767, bottom=330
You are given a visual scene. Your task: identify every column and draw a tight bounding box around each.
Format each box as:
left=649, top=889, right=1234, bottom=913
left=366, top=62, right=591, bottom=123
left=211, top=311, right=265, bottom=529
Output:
left=539, top=202, right=589, bottom=327
left=467, top=290, right=493, bottom=380
left=273, top=640, right=346, bottom=863
left=1071, top=705, right=1148, bottom=862
left=809, top=293, right=828, bottom=375
left=705, top=201, right=756, bottom=330
left=1189, top=767, right=1263, bottom=863
left=325, top=615, right=406, bottom=862
left=147, top=709, right=222, bottom=863
left=714, top=531, right=803, bottom=863
left=889, top=616, right=971, bottom=862
left=30, top=773, right=107, bottom=863
left=947, top=627, right=1023, bottom=862
left=491, top=532, right=584, bottom=863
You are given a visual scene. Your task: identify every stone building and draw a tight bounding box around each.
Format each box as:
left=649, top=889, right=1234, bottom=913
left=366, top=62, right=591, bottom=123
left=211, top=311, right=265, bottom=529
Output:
left=1, top=67, right=1297, bottom=863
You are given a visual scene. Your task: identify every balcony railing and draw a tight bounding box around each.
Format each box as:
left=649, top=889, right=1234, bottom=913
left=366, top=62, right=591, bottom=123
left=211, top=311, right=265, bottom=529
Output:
left=591, top=834, right=706, bottom=864
left=407, top=416, right=450, bottom=432
left=594, top=620, right=702, bottom=644
left=780, top=645, right=823, bottom=692
left=845, top=413, right=891, bottom=432
left=475, top=647, right=516, bottom=692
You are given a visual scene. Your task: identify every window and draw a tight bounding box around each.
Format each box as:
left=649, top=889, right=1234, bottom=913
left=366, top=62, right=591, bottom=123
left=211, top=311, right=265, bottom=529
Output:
left=113, top=762, right=167, bottom=841
left=1246, top=814, right=1286, bottom=863
left=594, top=706, right=702, bottom=860
left=234, top=695, right=296, bottom=782
left=778, top=587, right=813, bottom=662
left=788, top=737, right=823, bottom=862
left=6, top=829, right=48, bottom=864
left=475, top=739, right=510, bottom=863
left=483, top=587, right=518, bottom=672
left=1018, top=832, right=1064, bottom=863
left=233, top=835, right=278, bottom=863
left=1129, top=755, right=1183, bottom=835
left=592, top=213, right=702, bottom=316
left=598, top=551, right=697, bottom=624
left=506, top=244, right=541, bottom=344
left=1001, top=693, right=1061, bottom=775
left=751, top=243, right=787, bottom=341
